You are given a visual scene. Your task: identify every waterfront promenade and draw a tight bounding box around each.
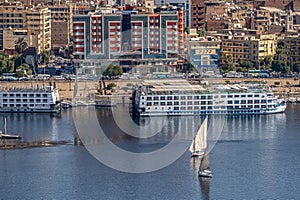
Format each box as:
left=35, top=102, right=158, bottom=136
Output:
left=0, top=77, right=299, bottom=100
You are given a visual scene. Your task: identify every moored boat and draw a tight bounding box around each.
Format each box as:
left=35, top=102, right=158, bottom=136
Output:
left=133, top=79, right=287, bottom=116
left=0, top=86, right=60, bottom=113
left=0, top=117, right=21, bottom=140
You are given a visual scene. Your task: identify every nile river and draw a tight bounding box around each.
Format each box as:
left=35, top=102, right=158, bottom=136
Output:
left=0, top=104, right=300, bottom=199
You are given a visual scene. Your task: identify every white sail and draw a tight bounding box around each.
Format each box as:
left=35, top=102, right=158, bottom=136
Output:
left=189, top=116, right=208, bottom=153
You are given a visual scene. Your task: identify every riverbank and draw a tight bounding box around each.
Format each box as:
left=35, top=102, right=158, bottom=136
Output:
left=1, top=77, right=299, bottom=100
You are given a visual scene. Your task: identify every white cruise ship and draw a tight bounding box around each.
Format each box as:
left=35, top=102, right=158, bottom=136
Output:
left=0, top=86, right=60, bottom=113
left=133, top=79, right=287, bottom=116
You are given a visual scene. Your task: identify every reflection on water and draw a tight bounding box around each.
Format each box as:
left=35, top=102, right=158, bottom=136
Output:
left=220, top=113, right=287, bottom=141
left=0, top=105, right=299, bottom=199
left=0, top=110, right=77, bottom=142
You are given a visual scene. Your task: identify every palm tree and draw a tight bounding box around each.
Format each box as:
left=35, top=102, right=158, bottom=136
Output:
left=15, top=37, right=28, bottom=54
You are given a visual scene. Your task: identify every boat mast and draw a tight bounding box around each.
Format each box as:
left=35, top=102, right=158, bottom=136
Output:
left=4, top=116, right=7, bottom=134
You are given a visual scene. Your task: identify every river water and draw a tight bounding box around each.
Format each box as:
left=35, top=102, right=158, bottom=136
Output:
left=0, top=104, right=300, bottom=199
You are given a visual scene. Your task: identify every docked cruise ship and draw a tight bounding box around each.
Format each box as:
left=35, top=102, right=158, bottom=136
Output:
left=0, top=86, right=60, bottom=113
left=133, top=79, right=287, bottom=116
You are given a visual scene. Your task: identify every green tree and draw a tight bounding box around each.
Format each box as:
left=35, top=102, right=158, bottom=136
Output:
left=239, top=60, right=254, bottom=70
left=271, top=60, right=290, bottom=73
left=197, top=28, right=206, bottom=37
left=41, top=50, right=50, bottom=64
left=102, top=64, right=123, bottom=79
left=15, top=37, right=28, bottom=54
left=292, top=62, right=300, bottom=73
left=221, top=55, right=234, bottom=72
left=15, top=64, right=31, bottom=77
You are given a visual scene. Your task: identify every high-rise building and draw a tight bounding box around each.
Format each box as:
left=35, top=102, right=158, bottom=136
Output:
left=48, top=4, right=73, bottom=52
left=73, top=8, right=184, bottom=68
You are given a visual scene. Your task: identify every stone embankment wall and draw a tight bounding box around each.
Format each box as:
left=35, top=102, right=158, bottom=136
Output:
left=0, top=78, right=299, bottom=100
left=0, top=80, right=98, bottom=100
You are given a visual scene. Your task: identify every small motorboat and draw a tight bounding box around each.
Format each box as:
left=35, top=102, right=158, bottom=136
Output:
left=199, top=169, right=212, bottom=178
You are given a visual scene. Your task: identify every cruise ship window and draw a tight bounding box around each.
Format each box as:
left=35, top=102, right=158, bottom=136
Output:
left=254, top=95, right=259, bottom=97
left=254, top=100, right=259, bottom=103
left=181, top=101, right=186, bottom=105
left=3, top=94, right=7, bottom=97
left=201, top=101, right=206, bottom=105
left=154, top=97, right=159, bottom=100
left=23, top=99, right=27, bottom=102
left=10, top=104, right=14, bottom=107
left=187, top=101, right=192, bottom=105
left=228, top=100, right=233, bottom=104
left=181, top=96, right=186, bottom=100
left=23, top=94, right=27, bottom=97
left=201, top=96, right=206, bottom=99
left=248, top=94, right=253, bottom=97
left=9, top=99, right=14, bottom=102
left=23, top=104, right=27, bottom=107
left=241, top=95, right=246, bottom=98
left=43, top=99, right=47, bottom=102
left=3, top=104, right=7, bottom=107
left=241, top=100, right=246, bottom=104
left=147, top=97, right=152, bottom=100
left=254, top=105, right=260, bottom=108
left=153, top=102, right=159, bottom=105
left=221, top=95, right=226, bottom=98
left=146, top=102, right=152, bottom=106
left=3, top=99, right=7, bottom=102
left=261, top=100, right=266, bottom=103
left=30, top=104, right=34, bottom=107
left=9, top=94, right=14, bottom=97
left=160, top=102, right=166, bottom=105
left=30, top=94, right=34, bottom=97
left=16, top=94, right=21, bottom=97
left=167, top=96, right=172, bottom=100
left=234, top=100, right=239, bottom=104
left=174, top=102, right=179, bottom=105
left=234, top=95, right=239, bottom=98
left=160, top=97, right=165, bottom=100
left=167, top=102, right=172, bottom=105
left=174, top=96, right=179, bottom=100
left=43, top=94, right=47, bottom=97
left=201, top=106, right=206, bottom=110
left=248, top=100, right=253, bottom=104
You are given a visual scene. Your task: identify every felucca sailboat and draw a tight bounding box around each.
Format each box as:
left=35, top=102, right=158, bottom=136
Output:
left=189, top=116, right=208, bottom=157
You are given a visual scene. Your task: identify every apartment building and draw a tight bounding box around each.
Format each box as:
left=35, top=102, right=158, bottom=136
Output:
left=73, top=8, right=184, bottom=68
left=190, top=0, right=205, bottom=30
left=284, top=32, right=300, bottom=66
left=186, top=34, right=221, bottom=71
left=219, top=31, right=276, bottom=66
left=0, top=2, right=51, bottom=53
left=48, top=4, right=73, bottom=51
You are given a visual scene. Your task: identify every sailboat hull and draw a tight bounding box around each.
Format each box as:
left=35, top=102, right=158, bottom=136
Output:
left=0, top=134, right=21, bottom=139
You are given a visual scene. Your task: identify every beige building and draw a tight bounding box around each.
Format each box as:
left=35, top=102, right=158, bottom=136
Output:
left=0, top=2, right=51, bottom=54
left=220, top=32, right=276, bottom=66
left=48, top=4, right=73, bottom=51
